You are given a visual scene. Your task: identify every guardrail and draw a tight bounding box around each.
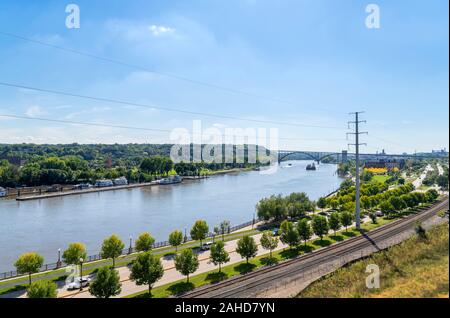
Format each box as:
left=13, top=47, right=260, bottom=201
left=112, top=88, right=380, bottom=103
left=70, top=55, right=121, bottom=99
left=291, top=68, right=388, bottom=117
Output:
left=0, top=217, right=261, bottom=281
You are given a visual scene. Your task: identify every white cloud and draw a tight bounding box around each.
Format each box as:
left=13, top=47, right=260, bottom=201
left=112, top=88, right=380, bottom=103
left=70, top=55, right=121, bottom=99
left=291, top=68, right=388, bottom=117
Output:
left=25, top=105, right=45, bottom=117
left=149, top=25, right=176, bottom=36
left=64, top=106, right=111, bottom=119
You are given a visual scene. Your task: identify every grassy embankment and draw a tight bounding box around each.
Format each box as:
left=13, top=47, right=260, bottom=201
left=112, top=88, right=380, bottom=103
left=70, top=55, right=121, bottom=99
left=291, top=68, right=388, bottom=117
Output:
left=298, top=222, right=449, bottom=298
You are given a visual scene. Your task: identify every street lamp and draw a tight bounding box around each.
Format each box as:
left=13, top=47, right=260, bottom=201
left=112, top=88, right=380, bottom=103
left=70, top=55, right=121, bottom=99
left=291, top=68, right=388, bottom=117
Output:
left=129, top=235, right=133, bottom=254
left=57, top=248, right=61, bottom=268
left=79, top=257, right=84, bottom=291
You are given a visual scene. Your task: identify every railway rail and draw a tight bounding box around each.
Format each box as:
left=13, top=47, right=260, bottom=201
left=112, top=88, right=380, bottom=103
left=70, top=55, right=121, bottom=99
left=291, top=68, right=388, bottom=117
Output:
left=181, top=197, right=449, bottom=298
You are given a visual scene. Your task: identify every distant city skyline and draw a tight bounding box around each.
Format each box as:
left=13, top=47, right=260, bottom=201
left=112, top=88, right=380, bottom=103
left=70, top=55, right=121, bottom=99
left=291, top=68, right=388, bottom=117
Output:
left=0, top=0, right=448, bottom=153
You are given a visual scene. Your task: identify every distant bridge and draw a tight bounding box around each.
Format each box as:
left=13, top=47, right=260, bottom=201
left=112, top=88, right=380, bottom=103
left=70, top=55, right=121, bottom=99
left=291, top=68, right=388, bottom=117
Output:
left=277, top=150, right=447, bottom=164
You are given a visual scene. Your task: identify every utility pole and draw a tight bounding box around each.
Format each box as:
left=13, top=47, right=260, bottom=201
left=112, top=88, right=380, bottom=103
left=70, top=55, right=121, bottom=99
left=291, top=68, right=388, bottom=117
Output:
left=348, top=112, right=367, bottom=230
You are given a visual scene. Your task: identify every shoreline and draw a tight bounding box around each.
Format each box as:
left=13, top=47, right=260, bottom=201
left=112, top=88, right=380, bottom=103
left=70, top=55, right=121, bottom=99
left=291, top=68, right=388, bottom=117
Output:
left=13, top=168, right=252, bottom=201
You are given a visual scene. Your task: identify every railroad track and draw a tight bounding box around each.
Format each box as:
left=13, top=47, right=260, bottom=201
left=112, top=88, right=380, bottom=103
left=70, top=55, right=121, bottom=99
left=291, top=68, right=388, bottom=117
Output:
left=181, top=198, right=449, bottom=298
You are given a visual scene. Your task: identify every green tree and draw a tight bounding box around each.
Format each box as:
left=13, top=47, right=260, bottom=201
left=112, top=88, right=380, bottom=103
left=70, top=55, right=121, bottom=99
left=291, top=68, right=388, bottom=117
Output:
left=329, top=199, right=339, bottom=210
left=101, top=235, right=125, bottom=268
left=89, top=266, right=122, bottom=298
left=209, top=241, right=230, bottom=272
left=260, top=231, right=279, bottom=259
left=14, top=253, right=44, bottom=285
left=380, top=201, right=395, bottom=217
left=62, top=242, right=87, bottom=266
left=130, top=252, right=164, bottom=295
left=312, top=216, right=329, bottom=241
left=168, top=230, right=183, bottom=252
left=135, top=232, right=155, bottom=252
left=279, top=220, right=299, bottom=249
left=297, top=219, right=312, bottom=246
left=369, top=212, right=377, bottom=224
left=361, top=196, right=372, bottom=211
left=220, top=220, right=231, bottom=240
left=236, top=235, right=258, bottom=264
left=174, top=249, right=199, bottom=283
left=317, top=197, right=327, bottom=211
left=213, top=226, right=220, bottom=242
left=426, top=189, right=439, bottom=202
left=190, top=220, right=209, bottom=247
left=389, top=196, right=407, bottom=211
left=329, top=213, right=341, bottom=235
left=340, top=212, right=354, bottom=231
left=27, top=280, right=57, bottom=298
left=256, top=195, right=287, bottom=221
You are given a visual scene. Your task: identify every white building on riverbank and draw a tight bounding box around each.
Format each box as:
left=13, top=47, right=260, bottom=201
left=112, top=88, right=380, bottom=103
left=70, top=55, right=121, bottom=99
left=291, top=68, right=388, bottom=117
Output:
left=113, top=177, right=128, bottom=186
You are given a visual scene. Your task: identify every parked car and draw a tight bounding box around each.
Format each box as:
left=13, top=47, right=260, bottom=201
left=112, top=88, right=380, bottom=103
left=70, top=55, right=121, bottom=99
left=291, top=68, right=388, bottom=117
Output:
left=67, top=277, right=91, bottom=290
left=200, top=242, right=214, bottom=250
left=375, top=210, right=384, bottom=217
left=0, top=187, right=7, bottom=197
left=272, top=228, right=280, bottom=236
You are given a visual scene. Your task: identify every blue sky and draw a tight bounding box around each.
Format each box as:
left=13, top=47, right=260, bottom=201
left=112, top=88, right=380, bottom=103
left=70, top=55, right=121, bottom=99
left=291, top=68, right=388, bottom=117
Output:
left=0, top=0, right=448, bottom=153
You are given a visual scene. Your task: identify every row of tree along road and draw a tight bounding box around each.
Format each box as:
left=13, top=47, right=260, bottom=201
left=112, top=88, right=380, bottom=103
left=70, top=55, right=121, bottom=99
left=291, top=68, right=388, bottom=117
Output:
left=12, top=184, right=440, bottom=298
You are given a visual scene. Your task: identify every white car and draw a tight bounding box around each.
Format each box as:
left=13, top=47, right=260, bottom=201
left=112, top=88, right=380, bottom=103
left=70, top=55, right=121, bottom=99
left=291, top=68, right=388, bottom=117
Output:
left=200, top=242, right=213, bottom=251
left=67, top=277, right=91, bottom=290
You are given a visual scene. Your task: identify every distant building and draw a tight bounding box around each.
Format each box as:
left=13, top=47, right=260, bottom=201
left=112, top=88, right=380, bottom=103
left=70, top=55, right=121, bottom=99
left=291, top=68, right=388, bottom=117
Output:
left=364, top=159, right=403, bottom=171
left=432, top=148, right=447, bottom=154
left=113, top=177, right=128, bottom=186
left=105, top=156, right=113, bottom=168
left=341, top=150, right=348, bottom=163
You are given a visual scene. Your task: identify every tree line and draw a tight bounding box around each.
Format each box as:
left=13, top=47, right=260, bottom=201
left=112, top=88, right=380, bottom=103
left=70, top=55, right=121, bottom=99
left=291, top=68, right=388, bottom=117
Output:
left=256, top=192, right=315, bottom=221
left=17, top=184, right=440, bottom=298
left=0, top=153, right=260, bottom=188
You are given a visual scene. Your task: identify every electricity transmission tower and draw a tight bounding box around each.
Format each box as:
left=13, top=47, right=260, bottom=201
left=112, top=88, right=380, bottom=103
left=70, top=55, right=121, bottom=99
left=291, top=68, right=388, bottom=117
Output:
left=347, top=112, right=367, bottom=230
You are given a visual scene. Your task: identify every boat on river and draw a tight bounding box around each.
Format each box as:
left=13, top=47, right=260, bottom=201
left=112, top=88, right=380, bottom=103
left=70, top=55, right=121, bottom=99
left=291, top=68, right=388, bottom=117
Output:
left=306, top=163, right=317, bottom=171
left=158, top=175, right=183, bottom=185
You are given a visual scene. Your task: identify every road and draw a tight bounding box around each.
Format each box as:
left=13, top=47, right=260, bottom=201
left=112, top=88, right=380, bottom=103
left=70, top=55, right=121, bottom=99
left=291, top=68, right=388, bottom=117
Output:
left=181, top=198, right=449, bottom=298
left=3, top=214, right=368, bottom=299
left=412, top=164, right=433, bottom=189
left=59, top=215, right=370, bottom=298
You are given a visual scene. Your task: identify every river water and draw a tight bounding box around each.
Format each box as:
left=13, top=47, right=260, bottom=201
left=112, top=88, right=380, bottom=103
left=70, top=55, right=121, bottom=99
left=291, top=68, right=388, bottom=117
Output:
left=0, top=161, right=342, bottom=272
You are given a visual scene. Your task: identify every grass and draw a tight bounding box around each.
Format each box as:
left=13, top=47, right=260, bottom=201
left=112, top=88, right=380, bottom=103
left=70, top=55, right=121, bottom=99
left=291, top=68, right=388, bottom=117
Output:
left=0, top=227, right=259, bottom=291
left=2, top=199, right=441, bottom=298
left=126, top=214, right=398, bottom=298
left=298, top=222, right=449, bottom=298
left=0, top=274, right=68, bottom=296
left=371, top=175, right=390, bottom=184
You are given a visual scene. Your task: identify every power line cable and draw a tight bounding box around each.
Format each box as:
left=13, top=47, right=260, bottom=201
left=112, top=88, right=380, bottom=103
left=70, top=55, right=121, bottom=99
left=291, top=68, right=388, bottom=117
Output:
left=0, top=114, right=347, bottom=142
left=0, top=30, right=344, bottom=114
left=0, top=81, right=346, bottom=130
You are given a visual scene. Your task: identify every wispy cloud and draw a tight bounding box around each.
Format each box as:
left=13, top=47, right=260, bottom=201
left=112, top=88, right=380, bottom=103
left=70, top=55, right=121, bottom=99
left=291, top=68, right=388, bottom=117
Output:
left=64, top=106, right=111, bottom=119
left=25, top=105, right=45, bottom=117
left=149, top=25, right=176, bottom=37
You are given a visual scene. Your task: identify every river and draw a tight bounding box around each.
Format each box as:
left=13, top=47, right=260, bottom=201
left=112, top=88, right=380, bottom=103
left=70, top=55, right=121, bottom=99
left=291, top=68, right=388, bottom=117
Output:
left=0, top=161, right=342, bottom=272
